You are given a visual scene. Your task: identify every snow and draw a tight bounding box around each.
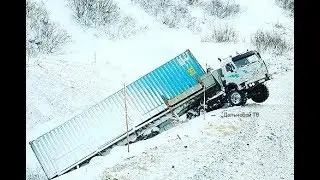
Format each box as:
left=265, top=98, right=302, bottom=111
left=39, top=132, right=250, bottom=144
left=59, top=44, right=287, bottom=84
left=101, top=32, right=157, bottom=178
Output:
left=26, top=0, right=294, bottom=179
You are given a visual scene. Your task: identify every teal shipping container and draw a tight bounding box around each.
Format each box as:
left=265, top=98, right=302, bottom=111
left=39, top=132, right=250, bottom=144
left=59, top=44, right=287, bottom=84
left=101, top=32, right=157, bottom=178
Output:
left=29, top=49, right=206, bottom=179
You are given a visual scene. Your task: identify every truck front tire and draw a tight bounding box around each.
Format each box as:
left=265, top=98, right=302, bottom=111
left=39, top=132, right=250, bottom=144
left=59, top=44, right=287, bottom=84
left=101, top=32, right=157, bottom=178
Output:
left=251, top=84, right=269, bottom=103
left=227, top=89, right=247, bottom=106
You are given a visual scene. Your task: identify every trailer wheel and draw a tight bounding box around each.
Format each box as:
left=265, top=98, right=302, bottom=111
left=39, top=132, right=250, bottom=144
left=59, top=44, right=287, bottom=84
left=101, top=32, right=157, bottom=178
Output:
left=227, top=89, right=247, bottom=106
left=251, top=84, right=269, bottom=103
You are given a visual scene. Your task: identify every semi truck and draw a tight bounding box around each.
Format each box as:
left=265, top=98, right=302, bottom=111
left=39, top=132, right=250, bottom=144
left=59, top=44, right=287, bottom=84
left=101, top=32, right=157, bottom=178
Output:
left=29, top=49, right=272, bottom=179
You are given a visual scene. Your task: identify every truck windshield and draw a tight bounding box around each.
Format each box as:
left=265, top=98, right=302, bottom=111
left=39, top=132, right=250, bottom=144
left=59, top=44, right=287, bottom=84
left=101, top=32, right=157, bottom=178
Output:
left=232, top=53, right=259, bottom=68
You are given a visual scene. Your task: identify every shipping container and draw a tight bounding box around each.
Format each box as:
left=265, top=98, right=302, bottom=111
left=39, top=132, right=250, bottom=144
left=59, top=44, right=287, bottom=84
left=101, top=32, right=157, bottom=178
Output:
left=29, top=49, right=206, bottom=179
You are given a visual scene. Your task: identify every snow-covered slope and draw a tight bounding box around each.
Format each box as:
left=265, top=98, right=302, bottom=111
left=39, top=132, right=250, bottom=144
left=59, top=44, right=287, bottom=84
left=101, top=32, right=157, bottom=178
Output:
left=26, top=0, right=294, bottom=179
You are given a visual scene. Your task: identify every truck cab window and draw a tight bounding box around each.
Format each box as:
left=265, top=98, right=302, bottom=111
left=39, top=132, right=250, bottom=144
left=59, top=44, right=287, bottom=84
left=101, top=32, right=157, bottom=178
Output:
left=233, top=54, right=259, bottom=68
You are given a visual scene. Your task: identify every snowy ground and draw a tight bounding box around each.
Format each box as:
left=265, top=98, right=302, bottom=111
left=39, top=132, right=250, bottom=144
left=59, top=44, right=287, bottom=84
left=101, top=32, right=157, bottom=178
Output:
left=26, top=0, right=294, bottom=179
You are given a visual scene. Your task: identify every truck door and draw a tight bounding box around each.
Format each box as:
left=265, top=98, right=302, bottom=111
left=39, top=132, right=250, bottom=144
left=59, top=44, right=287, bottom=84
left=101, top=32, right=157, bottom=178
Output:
left=222, top=62, right=243, bottom=85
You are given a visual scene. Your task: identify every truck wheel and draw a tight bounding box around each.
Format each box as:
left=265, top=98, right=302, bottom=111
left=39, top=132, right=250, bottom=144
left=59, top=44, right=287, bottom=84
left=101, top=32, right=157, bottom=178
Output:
left=227, top=89, right=247, bottom=106
left=251, top=84, right=269, bottom=103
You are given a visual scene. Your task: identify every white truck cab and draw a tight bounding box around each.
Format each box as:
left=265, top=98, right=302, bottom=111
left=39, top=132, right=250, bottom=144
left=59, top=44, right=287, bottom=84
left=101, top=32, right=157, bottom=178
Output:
left=221, top=50, right=271, bottom=90
left=218, top=50, right=272, bottom=106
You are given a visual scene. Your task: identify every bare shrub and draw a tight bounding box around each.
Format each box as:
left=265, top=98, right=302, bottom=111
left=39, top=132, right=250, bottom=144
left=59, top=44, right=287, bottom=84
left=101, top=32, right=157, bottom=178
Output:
left=187, top=0, right=200, bottom=5
left=67, top=0, right=120, bottom=28
left=275, top=0, right=294, bottom=16
left=107, top=16, right=142, bottom=39
left=202, top=24, right=238, bottom=43
left=68, top=0, right=141, bottom=39
left=274, top=22, right=285, bottom=29
left=160, top=4, right=189, bottom=28
left=132, top=0, right=239, bottom=30
left=203, top=0, right=240, bottom=19
left=132, top=0, right=190, bottom=29
left=251, top=30, right=291, bottom=55
left=186, top=16, right=202, bottom=33
left=160, top=14, right=179, bottom=28
left=26, top=0, right=71, bottom=57
left=130, top=0, right=163, bottom=16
